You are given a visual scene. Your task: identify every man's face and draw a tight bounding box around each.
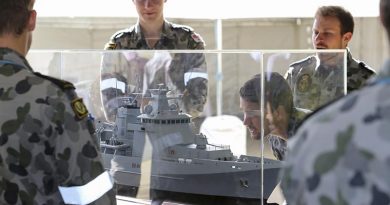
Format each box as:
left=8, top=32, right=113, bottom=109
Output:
left=240, top=98, right=270, bottom=140
left=312, top=15, right=351, bottom=62
left=133, top=0, right=165, bottom=24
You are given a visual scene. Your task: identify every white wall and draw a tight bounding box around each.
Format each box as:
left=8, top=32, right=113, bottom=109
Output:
left=32, top=17, right=388, bottom=70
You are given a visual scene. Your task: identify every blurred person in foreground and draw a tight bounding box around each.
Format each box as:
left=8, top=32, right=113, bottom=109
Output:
left=281, top=1, right=390, bottom=204
left=101, top=0, right=207, bottom=122
left=285, top=6, right=375, bottom=111
left=0, top=0, right=115, bottom=204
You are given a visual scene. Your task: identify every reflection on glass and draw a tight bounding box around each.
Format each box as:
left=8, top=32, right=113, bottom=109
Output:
left=26, top=50, right=346, bottom=205
left=100, top=51, right=208, bottom=123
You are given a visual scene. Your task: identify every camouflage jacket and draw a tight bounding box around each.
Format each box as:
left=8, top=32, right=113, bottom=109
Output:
left=104, top=20, right=205, bottom=50
left=100, top=20, right=207, bottom=120
left=0, top=48, right=115, bottom=205
left=267, top=107, right=309, bottom=160
left=285, top=49, right=375, bottom=111
left=281, top=60, right=390, bottom=205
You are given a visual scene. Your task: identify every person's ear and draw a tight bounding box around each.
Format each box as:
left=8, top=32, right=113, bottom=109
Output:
left=27, top=10, right=37, bottom=32
left=273, top=105, right=288, bottom=123
left=342, top=32, right=352, bottom=44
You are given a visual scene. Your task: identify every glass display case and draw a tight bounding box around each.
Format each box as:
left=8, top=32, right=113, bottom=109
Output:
left=27, top=49, right=347, bottom=205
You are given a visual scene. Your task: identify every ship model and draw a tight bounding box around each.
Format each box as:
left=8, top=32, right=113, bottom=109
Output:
left=96, top=85, right=282, bottom=204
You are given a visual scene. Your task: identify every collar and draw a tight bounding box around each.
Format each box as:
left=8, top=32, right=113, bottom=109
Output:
left=0, top=47, right=33, bottom=71
left=314, top=48, right=351, bottom=71
left=134, top=20, right=175, bottom=42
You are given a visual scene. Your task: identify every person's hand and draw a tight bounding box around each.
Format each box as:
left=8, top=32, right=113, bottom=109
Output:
left=182, top=77, right=207, bottom=117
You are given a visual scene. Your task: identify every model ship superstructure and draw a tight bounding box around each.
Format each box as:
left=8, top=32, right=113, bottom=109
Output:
left=96, top=85, right=282, bottom=201
left=139, top=88, right=237, bottom=161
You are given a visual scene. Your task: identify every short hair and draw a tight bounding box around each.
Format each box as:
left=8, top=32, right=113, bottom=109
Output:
left=239, top=72, right=293, bottom=117
left=0, top=0, right=32, bottom=36
left=381, top=0, right=390, bottom=34
left=315, top=6, right=354, bottom=35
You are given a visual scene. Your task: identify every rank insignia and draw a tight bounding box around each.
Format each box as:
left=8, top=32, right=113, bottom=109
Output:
left=297, top=74, right=312, bottom=93
left=71, top=98, right=88, bottom=120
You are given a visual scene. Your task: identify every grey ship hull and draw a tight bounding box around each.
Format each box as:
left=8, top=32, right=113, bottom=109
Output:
left=101, top=153, right=280, bottom=200
left=150, top=158, right=281, bottom=199
left=102, top=153, right=142, bottom=195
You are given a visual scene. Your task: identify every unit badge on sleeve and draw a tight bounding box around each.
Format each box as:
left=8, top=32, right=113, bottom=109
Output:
left=71, top=98, right=88, bottom=120
left=191, top=33, right=203, bottom=43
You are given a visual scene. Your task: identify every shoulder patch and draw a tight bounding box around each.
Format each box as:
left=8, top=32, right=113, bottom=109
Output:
left=104, top=43, right=117, bottom=50
left=33, top=72, right=75, bottom=90
left=33, top=72, right=89, bottom=120
left=71, top=98, right=89, bottom=120
left=191, top=33, right=204, bottom=43
left=289, top=56, right=316, bottom=68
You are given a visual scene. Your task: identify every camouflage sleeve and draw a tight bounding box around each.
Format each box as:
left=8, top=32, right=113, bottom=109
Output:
left=187, top=31, right=205, bottom=50
left=100, top=51, right=139, bottom=122
left=46, top=83, right=116, bottom=204
left=98, top=50, right=117, bottom=122
left=186, top=32, right=207, bottom=117
left=186, top=31, right=207, bottom=115
left=101, top=50, right=128, bottom=75
left=347, top=62, right=376, bottom=92
left=169, top=52, right=208, bottom=118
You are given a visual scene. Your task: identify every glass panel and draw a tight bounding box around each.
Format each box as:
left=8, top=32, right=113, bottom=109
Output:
left=261, top=50, right=346, bottom=204
left=26, top=49, right=346, bottom=205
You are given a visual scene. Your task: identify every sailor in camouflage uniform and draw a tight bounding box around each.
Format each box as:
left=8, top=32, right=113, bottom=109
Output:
left=104, top=20, right=205, bottom=50
left=281, top=1, right=390, bottom=204
left=101, top=0, right=207, bottom=121
left=285, top=6, right=375, bottom=111
left=0, top=0, right=116, bottom=204
left=239, top=73, right=308, bottom=161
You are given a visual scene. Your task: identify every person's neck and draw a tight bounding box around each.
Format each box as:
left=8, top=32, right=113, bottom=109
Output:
left=139, top=18, right=164, bottom=48
left=273, top=110, right=290, bottom=140
left=318, top=48, right=346, bottom=68
left=0, top=34, right=27, bottom=56
left=276, top=119, right=289, bottom=140
left=320, top=55, right=344, bottom=67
